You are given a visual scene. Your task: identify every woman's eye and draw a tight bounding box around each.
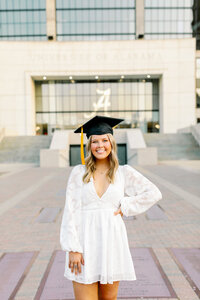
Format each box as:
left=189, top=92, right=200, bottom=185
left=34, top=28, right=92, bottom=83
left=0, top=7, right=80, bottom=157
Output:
left=92, top=140, right=108, bottom=143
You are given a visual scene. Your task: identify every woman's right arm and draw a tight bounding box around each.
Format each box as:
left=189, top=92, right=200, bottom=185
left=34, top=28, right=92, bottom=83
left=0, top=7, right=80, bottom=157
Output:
left=60, top=165, right=83, bottom=254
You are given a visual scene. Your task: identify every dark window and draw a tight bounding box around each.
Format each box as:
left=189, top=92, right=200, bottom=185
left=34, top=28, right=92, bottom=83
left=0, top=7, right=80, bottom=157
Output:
left=196, top=59, right=200, bottom=108
left=192, top=0, right=200, bottom=50
left=70, top=143, right=127, bottom=166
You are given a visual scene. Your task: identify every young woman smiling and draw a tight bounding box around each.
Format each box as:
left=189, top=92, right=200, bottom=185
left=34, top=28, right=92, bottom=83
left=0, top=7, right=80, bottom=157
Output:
left=60, top=115, right=162, bottom=300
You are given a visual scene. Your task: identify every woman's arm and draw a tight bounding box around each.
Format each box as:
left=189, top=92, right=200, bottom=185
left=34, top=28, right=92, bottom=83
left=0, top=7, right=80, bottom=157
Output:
left=120, top=164, right=162, bottom=217
left=60, top=165, right=83, bottom=253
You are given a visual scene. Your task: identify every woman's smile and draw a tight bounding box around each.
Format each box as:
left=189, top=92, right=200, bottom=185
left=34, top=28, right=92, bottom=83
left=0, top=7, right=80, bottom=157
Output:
left=96, top=149, right=105, bottom=153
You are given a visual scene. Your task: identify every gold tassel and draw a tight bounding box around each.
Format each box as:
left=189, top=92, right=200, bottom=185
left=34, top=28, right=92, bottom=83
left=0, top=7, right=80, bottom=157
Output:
left=81, top=126, right=85, bottom=165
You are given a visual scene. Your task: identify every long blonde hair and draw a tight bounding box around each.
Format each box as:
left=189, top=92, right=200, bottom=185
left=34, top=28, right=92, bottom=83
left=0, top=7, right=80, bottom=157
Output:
left=82, top=133, right=119, bottom=184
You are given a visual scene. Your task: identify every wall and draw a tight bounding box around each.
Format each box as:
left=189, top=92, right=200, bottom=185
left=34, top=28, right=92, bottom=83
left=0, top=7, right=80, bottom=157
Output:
left=0, top=38, right=196, bottom=135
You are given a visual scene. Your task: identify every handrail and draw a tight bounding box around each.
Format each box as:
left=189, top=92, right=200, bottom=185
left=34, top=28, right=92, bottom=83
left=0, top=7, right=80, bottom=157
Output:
left=127, top=151, right=137, bottom=161
left=191, top=124, right=200, bottom=146
left=0, top=128, right=5, bottom=143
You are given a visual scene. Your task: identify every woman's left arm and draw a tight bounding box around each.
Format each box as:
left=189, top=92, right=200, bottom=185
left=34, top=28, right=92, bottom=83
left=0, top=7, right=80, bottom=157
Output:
left=120, top=164, right=162, bottom=217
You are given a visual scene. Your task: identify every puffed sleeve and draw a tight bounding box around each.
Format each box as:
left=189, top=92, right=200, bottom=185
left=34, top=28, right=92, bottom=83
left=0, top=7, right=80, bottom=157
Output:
left=60, top=165, right=83, bottom=253
left=120, top=164, right=162, bottom=217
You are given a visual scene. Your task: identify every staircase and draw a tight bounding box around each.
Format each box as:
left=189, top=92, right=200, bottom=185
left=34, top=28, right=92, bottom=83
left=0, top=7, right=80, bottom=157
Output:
left=0, top=136, right=52, bottom=164
left=143, top=133, right=200, bottom=160
left=0, top=133, right=199, bottom=164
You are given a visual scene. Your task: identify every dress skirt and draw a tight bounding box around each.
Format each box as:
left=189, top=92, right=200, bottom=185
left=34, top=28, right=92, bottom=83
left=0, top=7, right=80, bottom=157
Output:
left=64, top=207, right=137, bottom=284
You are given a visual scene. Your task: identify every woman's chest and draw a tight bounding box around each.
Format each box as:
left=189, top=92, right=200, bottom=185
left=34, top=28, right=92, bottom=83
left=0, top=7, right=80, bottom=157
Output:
left=92, top=174, right=110, bottom=198
left=81, top=170, right=124, bottom=207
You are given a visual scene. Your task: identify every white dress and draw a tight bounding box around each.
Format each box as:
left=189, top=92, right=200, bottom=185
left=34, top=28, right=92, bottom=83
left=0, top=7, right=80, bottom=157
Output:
left=60, top=164, right=162, bottom=284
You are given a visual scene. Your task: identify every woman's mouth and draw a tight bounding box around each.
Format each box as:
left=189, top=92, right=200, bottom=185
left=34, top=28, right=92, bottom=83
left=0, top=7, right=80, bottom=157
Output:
left=96, top=149, right=105, bottom=154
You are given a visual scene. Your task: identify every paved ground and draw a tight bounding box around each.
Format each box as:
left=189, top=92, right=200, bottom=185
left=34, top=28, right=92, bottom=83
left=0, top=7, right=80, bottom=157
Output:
left=0, top=161, right=200, bottom=300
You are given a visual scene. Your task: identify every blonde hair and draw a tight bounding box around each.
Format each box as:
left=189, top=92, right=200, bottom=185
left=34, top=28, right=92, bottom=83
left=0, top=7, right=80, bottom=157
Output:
left=82, top=133, right=119, bottom=184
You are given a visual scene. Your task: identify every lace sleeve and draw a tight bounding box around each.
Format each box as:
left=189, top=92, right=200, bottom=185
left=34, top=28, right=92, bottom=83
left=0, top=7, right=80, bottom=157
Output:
left=60, top=165, right=83, bottom=253
left=120, top=164, right=162, bottom=217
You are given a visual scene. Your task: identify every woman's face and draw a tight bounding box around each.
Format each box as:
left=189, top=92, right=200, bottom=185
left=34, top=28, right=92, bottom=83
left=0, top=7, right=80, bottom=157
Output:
left=90, top=134, right=112, bottom=160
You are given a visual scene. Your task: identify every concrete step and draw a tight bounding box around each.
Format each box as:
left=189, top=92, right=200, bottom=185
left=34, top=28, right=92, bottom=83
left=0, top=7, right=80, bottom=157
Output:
left=143, top=133, right=200, bottom=160
left=143, top=133, right=199, bottom=147
left=156, top=147, right=200, bottom=160
left=0, top=136, right=52, bottom=164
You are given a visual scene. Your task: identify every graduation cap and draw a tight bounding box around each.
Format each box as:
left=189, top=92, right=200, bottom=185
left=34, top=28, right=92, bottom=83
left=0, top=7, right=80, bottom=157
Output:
left=74, top=115, right=124, bottom=165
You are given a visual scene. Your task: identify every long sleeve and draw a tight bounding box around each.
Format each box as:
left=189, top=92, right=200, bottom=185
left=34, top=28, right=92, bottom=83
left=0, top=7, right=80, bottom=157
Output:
left=60, top=165, right=83, bottom=253
left=120, top=164, right=162, bottom=217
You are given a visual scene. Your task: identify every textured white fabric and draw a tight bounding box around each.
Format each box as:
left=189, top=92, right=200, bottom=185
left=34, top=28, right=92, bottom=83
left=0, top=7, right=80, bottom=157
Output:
left=60, top=164, right=162, bottom=284
left=120, top=164, right=163, bottom=217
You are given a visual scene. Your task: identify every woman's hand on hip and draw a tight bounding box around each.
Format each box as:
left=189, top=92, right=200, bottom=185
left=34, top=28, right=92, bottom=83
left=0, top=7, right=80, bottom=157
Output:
left=68, top=252, right=84, bottom=275
left=114, top=207, right=123, bottom=217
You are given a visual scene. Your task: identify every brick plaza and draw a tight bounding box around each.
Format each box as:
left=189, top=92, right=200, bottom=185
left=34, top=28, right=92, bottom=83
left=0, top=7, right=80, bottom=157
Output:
left=0, top=161, right=199, bottom=300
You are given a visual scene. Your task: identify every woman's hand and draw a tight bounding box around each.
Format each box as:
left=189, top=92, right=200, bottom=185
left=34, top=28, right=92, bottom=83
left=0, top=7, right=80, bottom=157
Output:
left=69, top=252, right=84, bottom=275
left=114, top=206, right=123, bottom=217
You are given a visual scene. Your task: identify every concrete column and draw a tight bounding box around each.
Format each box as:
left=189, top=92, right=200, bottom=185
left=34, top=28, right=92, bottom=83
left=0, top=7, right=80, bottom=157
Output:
left=46, top=0, right=56, bottom=40
left=136, top=0, right=144, bottom=39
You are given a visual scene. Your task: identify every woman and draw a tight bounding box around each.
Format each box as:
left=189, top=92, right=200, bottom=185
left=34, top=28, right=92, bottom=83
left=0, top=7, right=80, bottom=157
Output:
left=60, top=115, right=162, bottom=300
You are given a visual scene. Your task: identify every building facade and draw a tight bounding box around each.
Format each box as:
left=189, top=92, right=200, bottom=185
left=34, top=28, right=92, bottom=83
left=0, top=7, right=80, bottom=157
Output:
left=0, top=0, right=198, bottom=136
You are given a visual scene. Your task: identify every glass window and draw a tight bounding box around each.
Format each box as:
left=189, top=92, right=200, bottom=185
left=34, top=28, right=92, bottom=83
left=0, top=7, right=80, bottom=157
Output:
left=35, top=78, right=159, bottom=134
left=196, top=59, right=200, bottom=108
left=144, top=0, right=193, bottom=39
left=56, top=2, right=136, bottom=41
left=0, top=0, right=46, bottom=40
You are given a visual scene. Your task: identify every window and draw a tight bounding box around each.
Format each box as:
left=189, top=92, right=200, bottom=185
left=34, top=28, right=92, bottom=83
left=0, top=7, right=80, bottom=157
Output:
left=35, top=78, right=160, bottom=134
left=56, top=0, right=136, bottom=41
left=0, top=0, right=46, bottom=40
left=144, top=0, right=193, bottom=39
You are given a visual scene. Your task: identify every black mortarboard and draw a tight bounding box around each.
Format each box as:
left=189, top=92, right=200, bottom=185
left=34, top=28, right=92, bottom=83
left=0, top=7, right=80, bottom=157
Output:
left=74, top=115, right=124, bottom=138
left=74, top=115, right=124, bottom=164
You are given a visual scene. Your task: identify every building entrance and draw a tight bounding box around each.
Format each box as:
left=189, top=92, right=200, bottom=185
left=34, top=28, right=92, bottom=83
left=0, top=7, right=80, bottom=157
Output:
left=70, top=143, right=127, bottom=166
left=35, top=77, right=160, bottom=135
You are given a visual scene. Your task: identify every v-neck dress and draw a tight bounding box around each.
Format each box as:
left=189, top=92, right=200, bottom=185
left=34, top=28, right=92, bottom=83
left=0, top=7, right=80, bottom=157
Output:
left=60, top=164, right=162, bottom=284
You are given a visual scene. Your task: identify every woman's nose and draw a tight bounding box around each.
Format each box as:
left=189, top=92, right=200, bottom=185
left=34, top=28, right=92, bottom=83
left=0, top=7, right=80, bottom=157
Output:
left=97, top=141, right=104, bottom=147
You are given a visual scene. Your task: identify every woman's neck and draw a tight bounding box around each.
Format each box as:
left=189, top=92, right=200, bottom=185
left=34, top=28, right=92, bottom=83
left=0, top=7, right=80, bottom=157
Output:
left=95, top=158, right=110, bottom=170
